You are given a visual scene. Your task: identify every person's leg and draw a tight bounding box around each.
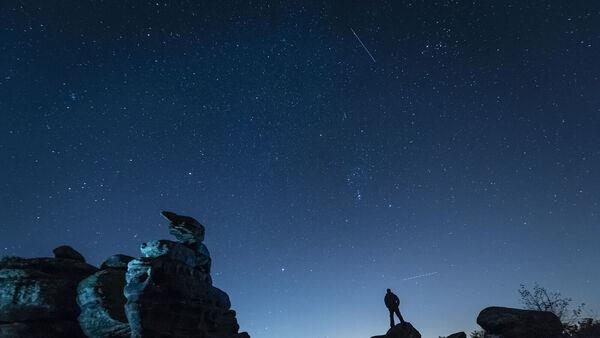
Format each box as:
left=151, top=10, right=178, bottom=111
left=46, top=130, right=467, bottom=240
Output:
left=394, top=308, right=405, bottom=324
left=389, top=309, right=395, bottom=327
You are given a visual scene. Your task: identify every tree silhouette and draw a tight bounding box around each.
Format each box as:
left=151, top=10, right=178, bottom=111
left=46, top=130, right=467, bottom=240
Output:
left=518, top=283, right=585, bottom=330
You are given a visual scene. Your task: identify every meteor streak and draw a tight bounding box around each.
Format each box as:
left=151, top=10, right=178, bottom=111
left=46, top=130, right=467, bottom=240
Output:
left=350, top=28, right=376, bottom=63
left=403, top=271, right=439, bottom=281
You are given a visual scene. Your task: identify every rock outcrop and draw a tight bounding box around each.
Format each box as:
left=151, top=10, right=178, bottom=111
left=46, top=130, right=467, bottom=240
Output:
left=371, top=322, right=421, bottom=338
left=123, top=211, right=248, bottom=338
left=477, top=306, right=563, bottom=338
left=1, top=211, right=249, bottom=338
left=0, top=247, right=98, bottom=337
left=77, top=255, right=132, bottom=338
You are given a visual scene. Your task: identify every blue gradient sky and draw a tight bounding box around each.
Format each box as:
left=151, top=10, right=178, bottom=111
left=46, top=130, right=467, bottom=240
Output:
left=1, top=1, right=599, bottom=337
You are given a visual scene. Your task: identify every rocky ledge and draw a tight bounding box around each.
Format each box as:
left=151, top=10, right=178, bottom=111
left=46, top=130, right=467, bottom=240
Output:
left=371, top=322, right=422, bottom=338
left=0, top=211, right=250, bottom=338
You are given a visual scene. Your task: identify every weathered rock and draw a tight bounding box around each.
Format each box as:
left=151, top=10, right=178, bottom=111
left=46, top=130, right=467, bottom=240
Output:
left=446, top=332, right=466, bottom=338
left=99, top=254, right=134, bottom=270
left=0, top=256, right=97, bottom=322
left=77, top=269, right=130, bottom=338
left=0, top=254, right=97, bottom=338
left=124, top=257, right=212, bottom=336
left=477, top=306, right=563, bottom=338
left=371, top=322, right=421, bottom=338
left=0, top=212, right=249, bottom=338
left=161, top=210, right=205, bottom=244
left=124, top=239, right=246, bottom=338
left=141, top=239, right=211, bottom=273
left=53, top=245, right=86, bottom=262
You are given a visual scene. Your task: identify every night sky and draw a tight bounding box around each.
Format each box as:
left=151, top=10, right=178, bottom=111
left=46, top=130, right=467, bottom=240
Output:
left=1, top=1, right=600, bottom=337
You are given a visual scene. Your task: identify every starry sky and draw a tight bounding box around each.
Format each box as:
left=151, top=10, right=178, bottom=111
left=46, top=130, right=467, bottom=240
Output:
left=1, top=1, right=600, bottom=337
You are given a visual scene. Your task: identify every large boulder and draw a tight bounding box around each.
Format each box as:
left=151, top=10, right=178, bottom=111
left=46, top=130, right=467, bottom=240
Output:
left=477, top=306, right=563, bottom=338
left=0, top=247, right=97, bottom=337
left=372, top=322, right=421, bottom=338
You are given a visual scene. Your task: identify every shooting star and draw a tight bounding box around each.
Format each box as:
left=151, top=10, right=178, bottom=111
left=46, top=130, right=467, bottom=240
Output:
left=350, top=28, right=376, bottom=63
left=403, top=271, right=439, bottom=281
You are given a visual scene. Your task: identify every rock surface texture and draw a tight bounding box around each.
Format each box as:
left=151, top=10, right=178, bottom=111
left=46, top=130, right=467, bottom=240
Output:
left=371, top=322, right=422, bottom=338
left=0, top=247, right=98, bottom=337
left=77, top=258, right=131, bottom=338
left=123, top=211, right=248, bottom=338
left=477, top=306, right=563, bottom=338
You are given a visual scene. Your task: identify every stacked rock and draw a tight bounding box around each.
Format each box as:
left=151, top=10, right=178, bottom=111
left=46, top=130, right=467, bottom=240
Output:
left=0, top=212, right=249, bottom=338
left=123, top=211, right=249, bottom=338
left=0, top=246, right=97, bottom=337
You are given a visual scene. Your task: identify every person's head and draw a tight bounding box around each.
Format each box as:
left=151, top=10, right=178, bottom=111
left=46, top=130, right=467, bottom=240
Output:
left=386, top=288, right=391, bottom=293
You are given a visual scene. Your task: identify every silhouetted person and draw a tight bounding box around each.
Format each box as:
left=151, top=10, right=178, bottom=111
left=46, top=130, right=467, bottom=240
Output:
left=384, top=288, right=405, bottom=328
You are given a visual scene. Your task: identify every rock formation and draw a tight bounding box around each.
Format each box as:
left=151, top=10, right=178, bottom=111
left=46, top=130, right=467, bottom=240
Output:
left=162, top=210, right=206, bottom=244
left=122, top=211, right=248, bottom=338
left=0, top=246, right=98, bottom=337
left=477, top=306, right=563, bottom=338
left=1, top=212, right=249, bottom=338
left=371, top=322, right=421, bottom=338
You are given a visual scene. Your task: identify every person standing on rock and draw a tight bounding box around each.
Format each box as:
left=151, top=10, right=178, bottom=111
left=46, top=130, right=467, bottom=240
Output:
left=384, top=288, right=405, bottom=328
